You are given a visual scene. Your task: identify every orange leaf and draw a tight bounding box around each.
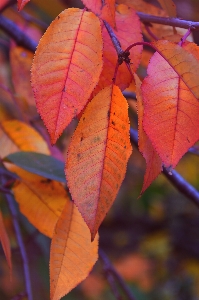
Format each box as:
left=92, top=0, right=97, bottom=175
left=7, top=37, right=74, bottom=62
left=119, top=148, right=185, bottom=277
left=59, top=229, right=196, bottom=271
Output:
left=13, top=178, right=68, bottom=238
left=66, top=85, right=132, bottom=240
left=82, top=0, right=116, bottom=28
left=31, top=8, right=103, bottom=144
left=50, top=199, right=98, bottom=300
left=10, top=46, right=36, bottom=108
left=95, top=4, right=142, bottom=93
left=142, top=41, right=199, bottom=167
left=135, top=74, right=162, bottom=194
left=0, top=120, right=50, bottom=158
left=157, top=0, right=176, bottom=18
left=0, top=211, right=12, bottom=274
left=17, top=0, right=30, bottom=11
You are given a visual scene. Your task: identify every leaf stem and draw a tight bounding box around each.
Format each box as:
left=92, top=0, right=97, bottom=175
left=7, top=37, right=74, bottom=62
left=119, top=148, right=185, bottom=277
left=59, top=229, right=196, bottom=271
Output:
left=6, top=193, right=33, bottom=300
left=99, top=249, right=137, bottom=300
left=178, top=27, right=193, bottom=46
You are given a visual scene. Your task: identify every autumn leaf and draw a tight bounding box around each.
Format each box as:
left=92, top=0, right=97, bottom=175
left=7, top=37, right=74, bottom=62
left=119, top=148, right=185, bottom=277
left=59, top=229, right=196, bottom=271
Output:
left=17, top=0, right=30, bottom=11
left=95, top=4, right=142, bottom=93
left=66, top=85, right=132, bottom=240
left=0, top=120, right=50, bottom=159
left=0, top=211, right=12, bottom=275
left=157, top=0, right=176, bottom=18
left=13, top=177, right=68, bottom=238
left=31, top=8, right=103, bottom=144
left=116, top=0, right=176, bottom=40
left=135, top=74, right=162, bottom=194
left=142, top=41, right=199, bottom=167
left=0, top=0, right=9, bottom=10
left=50, top=199, right=98, bottom=300
left=82, top=0, right=116, bottom=28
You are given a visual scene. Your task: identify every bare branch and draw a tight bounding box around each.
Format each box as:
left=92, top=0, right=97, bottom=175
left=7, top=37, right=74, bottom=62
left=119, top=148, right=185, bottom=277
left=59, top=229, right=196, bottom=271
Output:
left=0, top=15, right=37, bottom=52
left=99, top=249, right=137, bottom=300
left=6, top=193, right=33, bottom=300
left=137, top=12, right=199, bottom=30
left=130, top=128, right=199, bottom=208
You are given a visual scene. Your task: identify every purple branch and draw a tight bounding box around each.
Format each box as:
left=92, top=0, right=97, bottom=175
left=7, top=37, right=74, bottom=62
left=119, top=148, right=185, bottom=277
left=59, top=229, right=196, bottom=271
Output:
left=0, top=15, right=37, bottom=52
left=6, top=193, right=33, bottom=300
left=103, top=20, right=123, bottom=56
left=99, top=249, right=137, bottom=300
left=130, top=128, right=199, bottom=208
left=137, top=12, right=199, bottom=30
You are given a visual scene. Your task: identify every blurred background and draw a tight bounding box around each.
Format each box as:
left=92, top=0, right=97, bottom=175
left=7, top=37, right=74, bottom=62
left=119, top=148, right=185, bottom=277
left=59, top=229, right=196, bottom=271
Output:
left=0, top=0, right=199, bottom=299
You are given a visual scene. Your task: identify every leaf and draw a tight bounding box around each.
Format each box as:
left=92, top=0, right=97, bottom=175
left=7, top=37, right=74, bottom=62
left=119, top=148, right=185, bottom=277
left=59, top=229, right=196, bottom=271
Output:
left=5, top=152, right=65, bottom=183
left=31, top=8, right=103, bottom=144
left=142, top=41, right=199, bottom=167
left=0, top=120, right=50, bottom=158
left=135, top=74, right=162, bottom=194
left=116, top=0, right=176, bottom=40
left=157, top=0, right=176, bottom=18
left=66, top=85, right=132, bottom=240
left=10, top=46, right=36, bottom=107
left=95, top=4, right=142, bottom=94
left=17, top=0, right=30, bottom=11
left=0, top=211, right=12, bottom=274
left=0, top=0, right=9, bottom=10
left=50, top=198, right=98, bottom=300
left=13, top=178, right=68, bottom=238
left=82, top=0, right=116, bottom=28
left=152, top=40, right=199, bottom=100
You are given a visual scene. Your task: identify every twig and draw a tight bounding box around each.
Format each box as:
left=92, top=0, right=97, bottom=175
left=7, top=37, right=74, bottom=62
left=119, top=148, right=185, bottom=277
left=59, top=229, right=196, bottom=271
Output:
left=0, top=15, right=37, bottom=52
left=130, top=128, right=199, bottom=208
left=123, top=91, right=136, bottom=100
left=103, top=20, right=123, bottom=56
left=143, top=22, right=159, bottom=41
left=99, top=249, right=137, bottom=300
left=178, top=27, right=193, bottom=46
left=15, top=8, right=48, bottom=29
left=6, top=193, right=33, bottom=300
left=137, top=12, right=199, bottom=30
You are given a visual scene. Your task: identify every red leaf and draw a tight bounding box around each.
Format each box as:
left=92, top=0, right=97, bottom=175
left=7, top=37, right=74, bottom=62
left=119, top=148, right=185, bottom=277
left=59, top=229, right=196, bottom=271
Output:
left=82, top=0, right=116, bottom=28
left=94, top=4, right=142, bottom=94
left=135, top=74, right=162, bottom=194
left=66, top=85, right=132, bottom=240
left=142, top=41, right=199, bottom=167
left=31, top=8, right=103, bottom=144
left=17, top=0, right=30, bottom=11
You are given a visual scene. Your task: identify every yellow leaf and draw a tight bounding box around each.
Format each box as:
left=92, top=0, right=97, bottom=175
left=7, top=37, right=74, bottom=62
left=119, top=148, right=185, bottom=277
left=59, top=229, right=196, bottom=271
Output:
left=50, top=199, right=98, bottom=300
left=13, top=178, right=67, bottom=238
left=0, top=119, right=50, bottom=158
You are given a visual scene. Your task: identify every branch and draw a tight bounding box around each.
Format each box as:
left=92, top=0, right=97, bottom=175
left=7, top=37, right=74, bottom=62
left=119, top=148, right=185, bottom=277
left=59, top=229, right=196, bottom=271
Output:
left=130, top=128, right=199, bottom=208
left=99, top=249, right=137, bottom=300
left=0, top=15, right=37, bottom=52
left=137, top=12, right=199, bottom=30
left=6, top=193, right=33, bottom=300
